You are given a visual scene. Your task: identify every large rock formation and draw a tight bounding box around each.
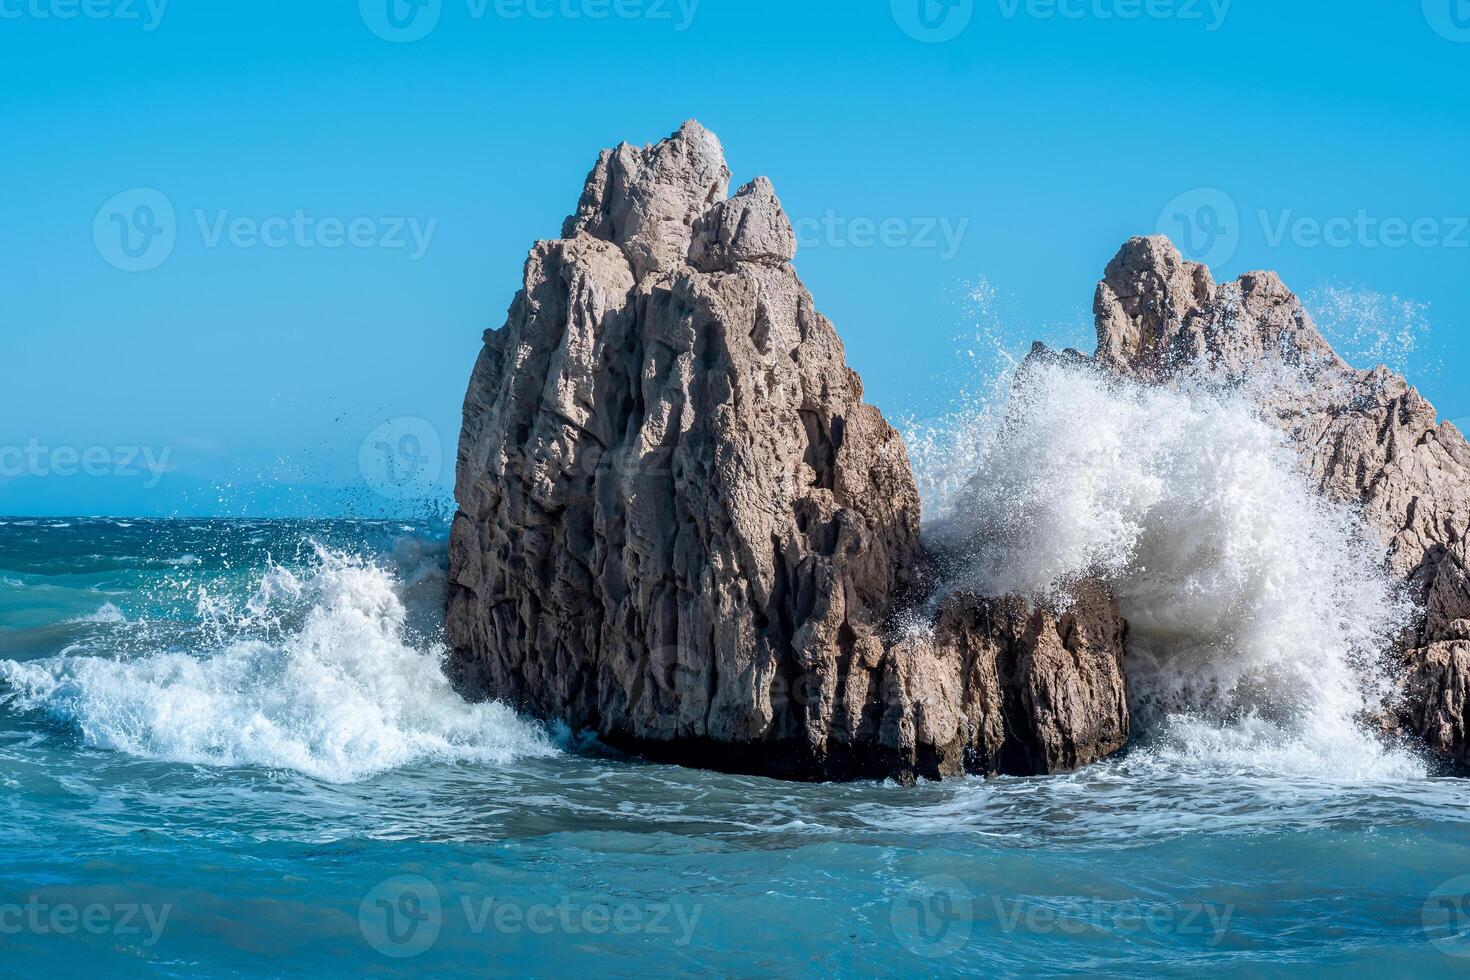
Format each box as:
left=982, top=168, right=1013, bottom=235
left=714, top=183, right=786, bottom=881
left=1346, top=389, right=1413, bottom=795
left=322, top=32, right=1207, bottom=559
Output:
left=1092, top=236, right=1470, bottom=769
left=446, top=121, right=1130, bottom=783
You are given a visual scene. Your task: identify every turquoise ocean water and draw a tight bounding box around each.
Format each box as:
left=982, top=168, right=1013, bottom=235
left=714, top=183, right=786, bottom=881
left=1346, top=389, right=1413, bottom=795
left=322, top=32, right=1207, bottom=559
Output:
left=2, top=517, right=1469, bottom=977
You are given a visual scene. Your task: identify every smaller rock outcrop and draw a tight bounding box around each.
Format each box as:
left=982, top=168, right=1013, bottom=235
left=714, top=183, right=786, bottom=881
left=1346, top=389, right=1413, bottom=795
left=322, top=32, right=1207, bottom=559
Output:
left=1094, top=235, right=1344, bottom=379
left=1093, top=236, right=1470, bottom=770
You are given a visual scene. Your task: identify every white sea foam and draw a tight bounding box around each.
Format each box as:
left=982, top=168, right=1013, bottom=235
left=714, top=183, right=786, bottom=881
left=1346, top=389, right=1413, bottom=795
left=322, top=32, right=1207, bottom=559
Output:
left=67, top=603, right=127, bottom=625
left=917, top=356, right=1422, bottom=780
left=0, top=546, right=556, bottom=783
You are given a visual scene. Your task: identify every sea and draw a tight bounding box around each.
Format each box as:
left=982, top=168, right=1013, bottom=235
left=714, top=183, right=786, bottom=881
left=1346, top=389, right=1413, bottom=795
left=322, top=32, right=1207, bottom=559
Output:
left=3, top=357, right=1470, bottom=977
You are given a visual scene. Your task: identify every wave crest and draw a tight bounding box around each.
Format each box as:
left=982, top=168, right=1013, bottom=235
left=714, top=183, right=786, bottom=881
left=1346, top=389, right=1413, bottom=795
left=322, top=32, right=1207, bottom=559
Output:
left=0, top=545, right=556, bottom=783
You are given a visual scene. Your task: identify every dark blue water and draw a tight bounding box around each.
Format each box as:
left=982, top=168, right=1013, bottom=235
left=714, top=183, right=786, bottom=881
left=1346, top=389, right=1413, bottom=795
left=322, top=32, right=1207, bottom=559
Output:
left=2, top=518, right=1468, bottom=977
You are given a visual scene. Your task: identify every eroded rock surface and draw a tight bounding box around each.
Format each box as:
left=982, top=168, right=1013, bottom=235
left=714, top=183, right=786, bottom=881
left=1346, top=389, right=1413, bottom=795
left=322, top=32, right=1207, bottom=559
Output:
left=1092, top=235, right=1470, bottom=769
left=446, top=121, right=1130, bottom=782
left=889, top=583, right=1130, bottom=778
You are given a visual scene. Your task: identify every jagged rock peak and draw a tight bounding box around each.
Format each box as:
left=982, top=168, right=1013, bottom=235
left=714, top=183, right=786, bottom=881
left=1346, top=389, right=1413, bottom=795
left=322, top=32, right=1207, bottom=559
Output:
left=562, top=119, right=732, bottom=280
left=1094, top=235, right=1342, bottom=379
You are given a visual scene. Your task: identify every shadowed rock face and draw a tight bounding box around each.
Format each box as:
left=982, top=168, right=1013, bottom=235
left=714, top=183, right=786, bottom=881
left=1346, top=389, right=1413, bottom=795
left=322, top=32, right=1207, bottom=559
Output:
left=446, top=121, right=1130, bottom=783
left=1092, top=236, right=1470, bottom=770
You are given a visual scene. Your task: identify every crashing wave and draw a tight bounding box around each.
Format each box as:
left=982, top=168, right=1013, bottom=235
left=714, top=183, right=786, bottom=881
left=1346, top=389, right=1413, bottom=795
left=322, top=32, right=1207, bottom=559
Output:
left=0, top=545, right=556, bottom=783
left=913, top=348, right=1423, bottom=780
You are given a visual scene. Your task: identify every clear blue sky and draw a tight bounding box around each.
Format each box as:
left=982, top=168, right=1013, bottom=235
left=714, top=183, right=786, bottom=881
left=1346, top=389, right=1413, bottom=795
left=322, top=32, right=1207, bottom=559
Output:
left=2, top=1, right=1467, bottom=517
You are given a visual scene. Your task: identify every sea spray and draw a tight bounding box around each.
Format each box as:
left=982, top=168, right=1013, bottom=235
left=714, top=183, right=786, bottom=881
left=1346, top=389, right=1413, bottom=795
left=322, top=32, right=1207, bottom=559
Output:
left=66, top=603, right=128, bottom=625
left=913, top=355, right=1422, bottom=779
left=0, top=544, right=556, bottom=782
left=902, top=278, right=1034, bottom=529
